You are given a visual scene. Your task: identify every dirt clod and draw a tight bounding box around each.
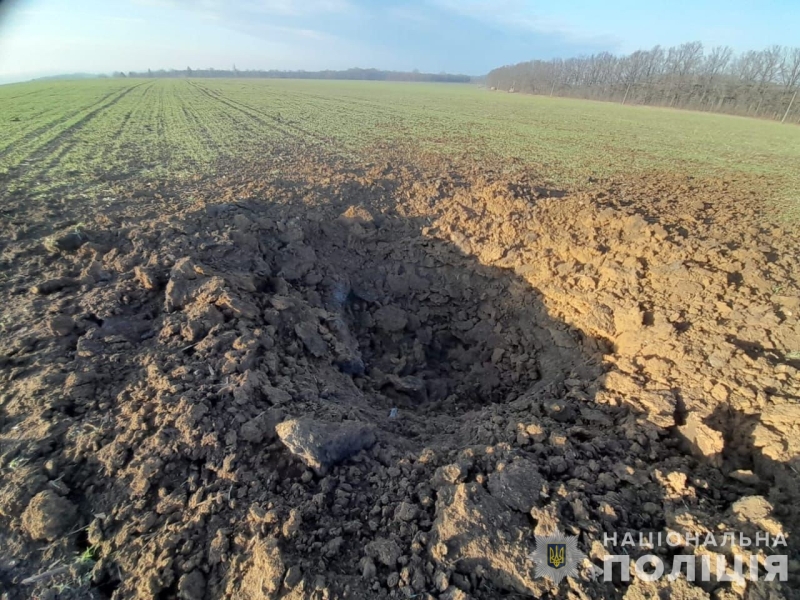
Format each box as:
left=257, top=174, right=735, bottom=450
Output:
left=365, top=537, right=402, bottom=567
left=45, top=231, right=85, bottom=253
left=374, top=305, right=408, bottom=332
left=238, top=537, right=285, bottom=598
left=21, top=490, right=77, bottom=542
left=31, top=277, right=79, bottom=295
left=48, top=314, right=75, bottom=336
left=177, top=570, right=206, bottom=600
left=431, top=483, right=540, bottom=596
left=276, top=418, right=377, bottom=474
left=678, top=415, right=725, bottom=466
left=486, top=459, right=543, bottom=513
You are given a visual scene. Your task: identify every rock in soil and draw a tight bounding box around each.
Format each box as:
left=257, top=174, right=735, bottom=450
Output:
left=276, top=418, right=377, bottom=474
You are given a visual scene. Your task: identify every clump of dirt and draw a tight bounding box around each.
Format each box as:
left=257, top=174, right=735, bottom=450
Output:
left=0, top=152, right=797, bottom=599
left=21, top=490, right=78, bottom=542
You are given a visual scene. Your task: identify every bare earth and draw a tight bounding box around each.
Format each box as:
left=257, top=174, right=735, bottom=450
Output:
left=0, top=148, right=798, bottom=599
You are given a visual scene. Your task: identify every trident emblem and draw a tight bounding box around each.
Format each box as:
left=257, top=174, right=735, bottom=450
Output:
left=531, top=531, right=586, bottom=583
left=547, top=543, right=566, bottom=569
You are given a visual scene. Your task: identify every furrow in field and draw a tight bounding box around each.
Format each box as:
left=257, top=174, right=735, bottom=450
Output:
left=109, top=108, right=135, bottom=145
left=218, top=92, right=328, bottom=142
left=187, top=82, right=278, bottom=138
left=171, top=81, right=258, bottom=160
left=0, top=87, right=130, bottom=160
left=200, top=82, right=415, bottom=152
left=283, top=90, right=481, bottom=152
left=35, top=82, right=173, bottom=189
left=187, top=81, right=309, bottom=144
left=104, top=83, right=163, bottom=177
left=197, top=81, right=340, bottom=146
left=85, top=81, right=167, bottom=180
left=180, top=98, right=215, bottom=153
left=0, top=87, right=48, bottom=101
left=18, top=82, right=153, bottom=182
left=185, top=81, right=289, bottom=138
left=184, top=86, right=262, bottom=145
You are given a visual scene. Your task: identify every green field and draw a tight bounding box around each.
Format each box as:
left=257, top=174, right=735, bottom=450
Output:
left=1, top=78, right=798, bottom=200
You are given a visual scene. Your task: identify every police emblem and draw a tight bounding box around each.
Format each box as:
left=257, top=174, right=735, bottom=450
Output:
left=529, top=531, right=586, bottom=584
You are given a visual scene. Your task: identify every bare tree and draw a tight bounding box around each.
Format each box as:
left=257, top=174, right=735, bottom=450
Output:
left=696, top=46, right=733, bottom=109
left=485, top=42, right=800, bottom=122
left=781, top=47, right=800, bottom=90
left=703, top=46, right=733, bottom=83
left=674, top=41, right=704, bottom=78
left=759, top=46, right=784, bottom=87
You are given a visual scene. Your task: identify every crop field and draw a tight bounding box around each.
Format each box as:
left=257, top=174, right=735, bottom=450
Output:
left=2, top=79, right=799, bottom=201
left=1, top=79, right=800, bottom=600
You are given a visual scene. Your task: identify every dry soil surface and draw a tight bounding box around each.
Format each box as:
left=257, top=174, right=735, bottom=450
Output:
left=0, top=150, right=798, bottom=599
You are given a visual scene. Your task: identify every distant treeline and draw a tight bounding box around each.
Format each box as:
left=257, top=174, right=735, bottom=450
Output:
left=487, top=43, right=800, bottom=122
left=113, top=67, right=472, bottom=83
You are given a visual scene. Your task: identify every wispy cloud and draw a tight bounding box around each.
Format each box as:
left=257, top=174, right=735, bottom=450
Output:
left=386, top=5, right=432, bottom=26
left=100, top=15, right=148, bottom=25
left=14, top=8, right=66, bottom=17
left=132, top=0, right=353, bottom=17
left=430, top=0, right=619, bottom=46
left=129, top=0, right=345, bottom=45
left=245, top=0, right=354, bottom=17
left=131, top=0, right=220, bottom=21
left=233, top=21, right=336, bottom=42
left=131, top=0, right=211, bottom=9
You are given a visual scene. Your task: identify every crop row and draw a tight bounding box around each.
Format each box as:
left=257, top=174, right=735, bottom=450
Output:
left=0, top=78, right=797, bottom=202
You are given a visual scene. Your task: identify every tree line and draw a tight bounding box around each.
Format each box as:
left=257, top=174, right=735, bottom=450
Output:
left=487, top=43, right=800, bottom=122
left=113, top=67, right=471, bottom=84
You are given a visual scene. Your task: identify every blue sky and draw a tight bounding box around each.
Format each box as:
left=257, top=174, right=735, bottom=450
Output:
left=0, top=0, right=797, bottom=83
